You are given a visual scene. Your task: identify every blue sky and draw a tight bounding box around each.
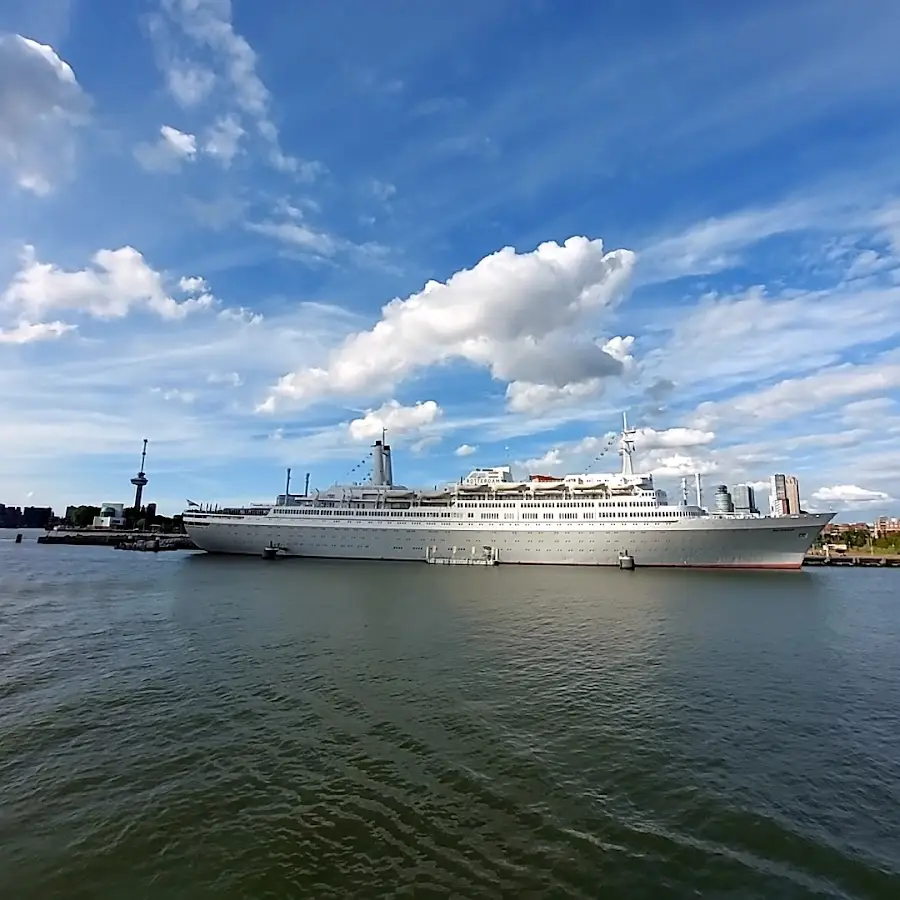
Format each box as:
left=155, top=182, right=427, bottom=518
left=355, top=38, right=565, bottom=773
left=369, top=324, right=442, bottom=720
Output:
left=2, top=0, right=900, bottom=518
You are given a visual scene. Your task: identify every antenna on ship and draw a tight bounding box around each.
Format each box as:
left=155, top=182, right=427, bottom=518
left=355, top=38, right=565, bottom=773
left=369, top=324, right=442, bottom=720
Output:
left=620, top=412, right=636, bottom=477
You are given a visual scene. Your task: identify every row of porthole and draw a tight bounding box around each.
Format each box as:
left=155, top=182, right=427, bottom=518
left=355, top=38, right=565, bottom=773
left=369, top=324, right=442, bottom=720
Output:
left=220, top=529, right=688, bottom=549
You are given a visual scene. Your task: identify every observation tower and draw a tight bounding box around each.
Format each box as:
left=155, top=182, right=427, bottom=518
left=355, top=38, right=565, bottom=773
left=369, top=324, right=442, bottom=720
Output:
left=130, top=439, right=149, bottom=511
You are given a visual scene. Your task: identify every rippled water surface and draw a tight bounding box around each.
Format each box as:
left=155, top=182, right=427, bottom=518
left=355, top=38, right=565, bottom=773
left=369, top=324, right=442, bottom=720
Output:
left=2, top=534, right=899, bottom=898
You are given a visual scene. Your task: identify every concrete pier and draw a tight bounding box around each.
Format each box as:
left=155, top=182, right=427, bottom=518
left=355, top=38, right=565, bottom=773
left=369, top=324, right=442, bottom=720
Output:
left=37, top=531, right=196, bottom=551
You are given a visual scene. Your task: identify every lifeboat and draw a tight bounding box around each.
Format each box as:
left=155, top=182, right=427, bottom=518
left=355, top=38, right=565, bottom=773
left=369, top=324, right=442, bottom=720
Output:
left=419, top=489, right=451, bottom=500
left=385, top=489, right=415, bottom=499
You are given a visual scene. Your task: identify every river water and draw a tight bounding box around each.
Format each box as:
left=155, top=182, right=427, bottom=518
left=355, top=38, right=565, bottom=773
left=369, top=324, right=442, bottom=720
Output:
left=1, top=533, right=898, bottom=899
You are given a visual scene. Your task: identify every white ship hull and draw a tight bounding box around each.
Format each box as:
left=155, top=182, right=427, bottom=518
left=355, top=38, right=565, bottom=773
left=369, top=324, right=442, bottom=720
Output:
left=184, top=513, right=832, bottom=569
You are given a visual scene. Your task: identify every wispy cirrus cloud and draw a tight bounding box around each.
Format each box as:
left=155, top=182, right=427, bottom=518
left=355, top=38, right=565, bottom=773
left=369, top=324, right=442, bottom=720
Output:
left=147, top=0, right=323, bottom=178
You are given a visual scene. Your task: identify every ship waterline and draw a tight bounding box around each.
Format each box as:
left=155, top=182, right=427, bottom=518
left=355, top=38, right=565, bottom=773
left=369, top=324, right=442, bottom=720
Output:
left=183, top=417, right=834, bottom=569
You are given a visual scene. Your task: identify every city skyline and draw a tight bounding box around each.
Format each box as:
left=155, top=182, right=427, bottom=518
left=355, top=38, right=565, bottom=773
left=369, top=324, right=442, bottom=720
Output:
left=2, top=1, right=900, bottom=516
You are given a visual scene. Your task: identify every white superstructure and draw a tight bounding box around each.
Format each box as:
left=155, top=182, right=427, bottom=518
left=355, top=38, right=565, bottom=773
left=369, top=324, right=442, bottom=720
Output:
left=183, top=417, right=833, bottom=569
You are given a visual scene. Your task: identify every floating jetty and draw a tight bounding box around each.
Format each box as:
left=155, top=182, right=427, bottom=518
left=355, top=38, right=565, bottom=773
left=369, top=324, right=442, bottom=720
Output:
left=37, top=530, right=196, bottom=551
left=804, top=553, right=900, bottom=567
left=425, top=545, right=499, bottom=566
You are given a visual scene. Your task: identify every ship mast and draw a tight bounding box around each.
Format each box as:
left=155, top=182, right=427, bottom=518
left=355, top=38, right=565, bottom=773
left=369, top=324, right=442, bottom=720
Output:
left=620, top=412, right=636, bottom=476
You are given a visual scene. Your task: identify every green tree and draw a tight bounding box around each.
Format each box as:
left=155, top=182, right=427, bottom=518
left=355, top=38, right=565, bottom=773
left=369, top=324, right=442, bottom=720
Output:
left=839, top=528, right=870, bottom=549
left=68, top=505, right=101, bottom=528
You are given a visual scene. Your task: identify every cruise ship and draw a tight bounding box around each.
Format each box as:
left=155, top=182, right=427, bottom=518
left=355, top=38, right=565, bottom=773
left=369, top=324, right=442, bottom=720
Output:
left=182, top=418, right=833, bottom=569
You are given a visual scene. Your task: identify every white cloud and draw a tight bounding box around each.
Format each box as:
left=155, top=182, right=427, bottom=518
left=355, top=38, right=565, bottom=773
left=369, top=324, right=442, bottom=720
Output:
left=520, top=449, right=564, bottom=473
left=410, top=434, right=441, bottom=455
left=248, top=221, right=339, bottom=258
left=262, top=236, right=636, bottom=411
left=207, top=371, right=242, bottom=387
left=650, top=454, right=720, bottom=477
left=506, top=378, right=607, bottom=414
left=845, top=248, right=894, bottom=280
left=635, top=426, right=715, bottom=450
left=840, top=397, right=895, bottom=425
left=179, top=275, right=208, bottom=293
left=273, top=156, right=327, bottom=182
left=160, top=124, right=196, bottom=156
left=370, top=179, right=396, bottom=202
left=0, top=320, right=75, bottom=344
left=348, top=399, right=442, bottom=441
left=505, top=336, right=636, bottom=414
left=275, top=196, right=321, bottom=219
left=812, top=485, right=893, bottom=504
left=2, top=245, right=216, bottom=321
left=454, top=443, right=477, bottom=456
left=204, top=114, right=244, bottom=166
left=0, top=33, right=88, bottom=193
left=219, top=306, right=263, bottom=325
left=246, top=215, right=393, bottom=269
left=151, top=386, right=195, bottom=403
left=165, top=61, right=215, bottom=106
left=134, top=124, right=197, bottom=172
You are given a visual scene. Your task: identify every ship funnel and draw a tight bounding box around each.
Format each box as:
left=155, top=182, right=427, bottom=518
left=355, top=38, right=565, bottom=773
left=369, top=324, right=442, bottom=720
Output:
left=372, top=440, right=385, bottom=486
left=383, top=444, right=393, bottom=486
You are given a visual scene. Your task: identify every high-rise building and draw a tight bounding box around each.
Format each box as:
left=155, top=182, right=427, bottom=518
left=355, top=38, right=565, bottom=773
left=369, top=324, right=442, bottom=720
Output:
left=770, top=473, right=801, bottom=516
left=732, top=484, right=758, bottom=514
left=770, top=474, right=788, bottom=516
left=713, top=484, right=734, bottom=514
left=785, top=475, right=801, bottom=515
